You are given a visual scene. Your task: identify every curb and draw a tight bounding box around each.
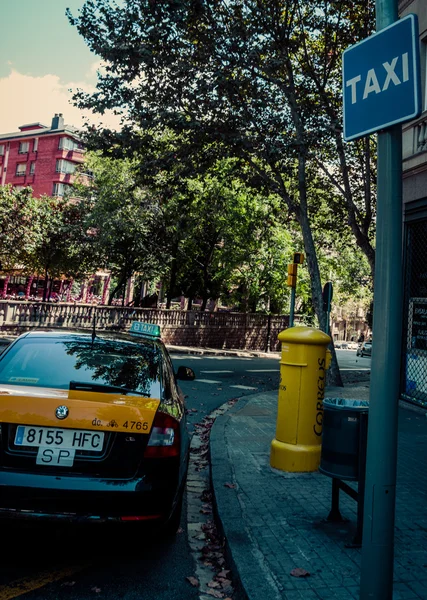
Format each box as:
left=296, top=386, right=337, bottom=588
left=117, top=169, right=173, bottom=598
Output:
left=167, top=345, right=279, bottom=359
left=210, top=397, right=282, bottom=600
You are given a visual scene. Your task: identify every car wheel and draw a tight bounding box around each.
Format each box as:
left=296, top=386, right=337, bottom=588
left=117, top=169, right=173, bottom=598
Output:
left=162, top=488, right=184, bottom=537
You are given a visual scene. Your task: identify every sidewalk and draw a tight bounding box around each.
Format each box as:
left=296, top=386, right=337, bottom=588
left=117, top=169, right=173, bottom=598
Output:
left=210, top=381, right=427, bottom=600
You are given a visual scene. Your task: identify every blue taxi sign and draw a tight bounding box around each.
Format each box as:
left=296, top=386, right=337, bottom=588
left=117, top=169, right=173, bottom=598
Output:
left=342, top=14, right=421, bottom=141
left=129, top=321, right=161, bottom=338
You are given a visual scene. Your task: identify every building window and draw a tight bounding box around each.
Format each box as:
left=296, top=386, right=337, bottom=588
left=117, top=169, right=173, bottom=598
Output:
left=52, top=182, right=70, bottom=197
left=33, top=138, right=38, bottom=152
left=58, top=137, right=79, bottom=151
left=30, top=162, right=35, bottom=175
left=0, top=145, right=4, bottom=156
left=15, top=163, right=26, bottom=176
left=18, top=141, right=29, bottom=154
left=56, top=159, right=76, bottom=174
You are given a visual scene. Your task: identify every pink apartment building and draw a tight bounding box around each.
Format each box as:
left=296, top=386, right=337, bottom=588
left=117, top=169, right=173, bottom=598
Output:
left=0, top=113, right=84, bottom=197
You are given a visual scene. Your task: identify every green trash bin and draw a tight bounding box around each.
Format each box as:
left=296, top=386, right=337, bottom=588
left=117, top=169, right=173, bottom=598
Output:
left=319, top=398, right=369, bottom=481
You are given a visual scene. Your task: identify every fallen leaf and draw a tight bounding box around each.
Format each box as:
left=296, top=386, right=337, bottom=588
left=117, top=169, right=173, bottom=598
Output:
left=290, top=568, right=310, bottom=578
left=62, top=581, right=76, bottom=587
left=186, top=576, right=200, bottom=587
left=208, top=580, right=221, bottom=588
left=91, top=587, right=102, bottom=593
left=219, top=579, right=232, bottom=587
left=200, top=509, right=211, bottom=515
left=177, top=527, right=184, bottom=534
left=217, top=570, right=230, bottom=578
left=224, top=482, right=236, bottom=489
left=205, top=589, right=224, bottom=598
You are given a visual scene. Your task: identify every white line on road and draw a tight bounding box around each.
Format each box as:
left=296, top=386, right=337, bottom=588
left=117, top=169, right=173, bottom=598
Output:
left=195, top=379, right=222, bottom=384
left=230, top=385, right=258, bottom=390
left=200, top=370, right=234, bottom=374
left=170, top=355, right=202, bottom=360
left=246, top=369, right=278, bottom=373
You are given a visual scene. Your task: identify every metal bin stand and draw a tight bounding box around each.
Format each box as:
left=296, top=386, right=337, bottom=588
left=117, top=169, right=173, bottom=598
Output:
left=319, top=398, right=369, bottom=547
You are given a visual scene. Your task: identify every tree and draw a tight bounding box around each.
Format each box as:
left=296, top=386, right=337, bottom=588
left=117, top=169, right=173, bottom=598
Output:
left=75, top=152, right=169, bottom=304
left=25, top=194, right=97, bottom=301
left=68, top=0, right=376, bottom=384
left=0, top=186, right=42, bottom=272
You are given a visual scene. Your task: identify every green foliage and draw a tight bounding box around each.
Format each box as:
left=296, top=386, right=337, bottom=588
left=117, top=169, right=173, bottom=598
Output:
left=74, top=152, right=169, bottom=303
left=0, top=186, right=42, bottom=271
left=68, top=0, right=375, bottom=335
left=25, top=193, right=97, bottom=284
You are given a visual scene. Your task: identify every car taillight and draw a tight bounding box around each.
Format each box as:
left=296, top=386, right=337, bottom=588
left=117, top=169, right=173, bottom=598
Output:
left=144, top=412, right=180, bottom=458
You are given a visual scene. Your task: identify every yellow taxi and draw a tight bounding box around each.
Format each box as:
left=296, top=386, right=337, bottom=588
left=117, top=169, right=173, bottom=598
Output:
left=0, top=322, right=195, bottom=534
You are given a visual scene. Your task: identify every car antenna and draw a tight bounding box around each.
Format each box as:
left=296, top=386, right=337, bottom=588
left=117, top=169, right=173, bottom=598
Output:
left=91, top=309, right=96, bottom=344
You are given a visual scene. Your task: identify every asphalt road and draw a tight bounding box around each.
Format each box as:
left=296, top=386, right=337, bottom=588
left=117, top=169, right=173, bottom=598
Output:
left=0, top=351, right=369, bottom=599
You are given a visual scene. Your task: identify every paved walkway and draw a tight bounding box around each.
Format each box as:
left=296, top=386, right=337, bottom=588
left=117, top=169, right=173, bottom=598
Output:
left=210, top=382, right=427, bottom=600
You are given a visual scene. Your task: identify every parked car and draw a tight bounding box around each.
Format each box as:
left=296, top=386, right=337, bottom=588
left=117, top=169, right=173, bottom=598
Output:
left=356, top=341, right=372, bottom=357
left=0, top=322, right=194, bottom=534
left=334, top=341, right=348, bottom=349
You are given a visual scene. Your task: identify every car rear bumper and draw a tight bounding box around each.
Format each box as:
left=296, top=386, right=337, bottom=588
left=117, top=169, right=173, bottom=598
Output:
left=0, top=470, right=180, bottom=522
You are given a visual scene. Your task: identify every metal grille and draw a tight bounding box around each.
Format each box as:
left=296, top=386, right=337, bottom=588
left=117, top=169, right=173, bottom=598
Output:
left=402, top=219, right=427, bottom=406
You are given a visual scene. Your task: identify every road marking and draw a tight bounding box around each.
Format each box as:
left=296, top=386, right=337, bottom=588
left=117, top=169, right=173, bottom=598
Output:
left=195, top=379, right=222, bottom=384
left=246, top=369, right=278, bottom=373
left=230, top=385, right=257, bottom=390
left=0, top=564, right=88, bottom=600
left=200, top=370, right=234, bottom=374
left=204, top=356, right=252, bottom=361
left=340, top=367, right=371, bottom=371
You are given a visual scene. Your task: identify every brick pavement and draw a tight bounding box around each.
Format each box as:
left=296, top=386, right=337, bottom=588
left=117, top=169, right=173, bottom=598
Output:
left=210, top=386, right=427, bottom=600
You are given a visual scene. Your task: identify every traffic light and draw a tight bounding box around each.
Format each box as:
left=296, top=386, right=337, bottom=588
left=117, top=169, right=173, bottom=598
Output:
left=293, top=252, right=305, bottom=265
left=287, top=263, right=297, bottom=287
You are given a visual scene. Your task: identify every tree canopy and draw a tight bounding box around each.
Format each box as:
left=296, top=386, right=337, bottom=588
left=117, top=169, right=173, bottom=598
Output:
left=67, top=0, right=378, bottom=383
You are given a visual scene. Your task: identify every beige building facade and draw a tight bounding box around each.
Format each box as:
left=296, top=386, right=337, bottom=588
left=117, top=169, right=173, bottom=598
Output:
left=400, top=1, right=427, bottom=405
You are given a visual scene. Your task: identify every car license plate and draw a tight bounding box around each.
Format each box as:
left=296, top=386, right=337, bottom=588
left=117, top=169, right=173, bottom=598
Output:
left=15, top=426, right=104, bottom=452
left=36, top=447, right=75, bottom=467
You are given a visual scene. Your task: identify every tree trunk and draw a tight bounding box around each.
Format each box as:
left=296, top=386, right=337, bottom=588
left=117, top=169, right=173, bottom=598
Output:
left=167, top=241, right=180, bottom=309
left=108, top=274, right=126, bottom=306
left=43, top=269, right=49, bottom=302
left=296, top=153, right=343, bottom=387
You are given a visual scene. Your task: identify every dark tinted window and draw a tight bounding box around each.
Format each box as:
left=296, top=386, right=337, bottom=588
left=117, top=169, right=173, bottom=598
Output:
left=0, top=337, right=162, bottom=397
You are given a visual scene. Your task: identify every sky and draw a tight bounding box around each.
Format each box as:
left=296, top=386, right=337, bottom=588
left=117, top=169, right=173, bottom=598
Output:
left=0, top=0, right=120, bottom=132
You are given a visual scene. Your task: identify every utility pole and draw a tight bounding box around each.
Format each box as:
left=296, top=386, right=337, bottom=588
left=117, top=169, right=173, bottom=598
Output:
left=359, top=0, right=403, bottom=597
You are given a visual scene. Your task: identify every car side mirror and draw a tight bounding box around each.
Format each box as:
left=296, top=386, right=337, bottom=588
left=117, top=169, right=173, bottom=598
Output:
left=176, top=366, right=196, bottom=381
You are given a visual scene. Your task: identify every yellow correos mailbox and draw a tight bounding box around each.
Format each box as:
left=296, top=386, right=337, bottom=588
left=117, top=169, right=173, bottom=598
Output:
left=270, top=326, right=332, bottom=472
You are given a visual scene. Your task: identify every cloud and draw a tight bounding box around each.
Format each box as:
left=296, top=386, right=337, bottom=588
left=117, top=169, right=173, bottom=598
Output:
left=0, top=67, right=122, bottom=133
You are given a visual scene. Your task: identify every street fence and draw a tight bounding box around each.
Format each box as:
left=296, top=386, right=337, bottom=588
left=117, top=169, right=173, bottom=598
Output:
left=403, top=218, right=427, bottom=406
left=0, top=301, right=291, bottom=352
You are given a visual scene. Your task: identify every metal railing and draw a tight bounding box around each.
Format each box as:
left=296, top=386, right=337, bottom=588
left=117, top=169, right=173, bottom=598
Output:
left=0, top=301, right=290, bottom=352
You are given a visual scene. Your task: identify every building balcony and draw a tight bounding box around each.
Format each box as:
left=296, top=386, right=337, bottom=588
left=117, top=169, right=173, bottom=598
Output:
left=53, top=173, right=76, bottom=184
left=55, top=149, right=85, bottom=163
left=403, top=111, right=427, bottom=174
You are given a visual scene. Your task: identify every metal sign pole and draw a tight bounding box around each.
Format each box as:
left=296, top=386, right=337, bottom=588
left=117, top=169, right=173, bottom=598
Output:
left=289, top=287, right=295, bottom=328
left=359, top=0, right=403, bottom=597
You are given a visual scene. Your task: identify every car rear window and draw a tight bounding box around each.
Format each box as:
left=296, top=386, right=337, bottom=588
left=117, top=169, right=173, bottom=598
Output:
left=0, top=337, right=162, bottom=397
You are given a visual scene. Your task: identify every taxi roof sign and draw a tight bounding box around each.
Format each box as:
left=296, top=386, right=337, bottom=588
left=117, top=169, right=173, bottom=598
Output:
left=129, top=321, right=161, bottom=338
